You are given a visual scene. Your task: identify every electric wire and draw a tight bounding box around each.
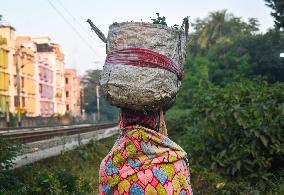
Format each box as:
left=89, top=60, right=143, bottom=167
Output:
left=56, top=0, right=106, bottom=48
left=46, top=0, right=102, bottom=59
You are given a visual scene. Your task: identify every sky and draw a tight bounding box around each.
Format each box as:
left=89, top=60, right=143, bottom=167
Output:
left=0, top=0, right=274, bottom=75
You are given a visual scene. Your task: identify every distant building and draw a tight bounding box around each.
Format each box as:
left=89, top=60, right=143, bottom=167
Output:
left=38, top=56, right=54, bottom=116
left=53, top=44, right=65, bottom=115
left=15, top=36, right=38, bottom=116
left=0, top=33, right=9, bottom=116
left=64, top=68, right=81, bottom=116
left=33, top=37, right=66, bottom=116
left=0, top=25, right=16, bottom=116
left=0, top=25, right=67, bottom=118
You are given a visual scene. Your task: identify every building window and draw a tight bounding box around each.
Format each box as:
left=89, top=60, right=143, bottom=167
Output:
left=66, top=104, right=69, bottom=111
left=14, top=96, right=18, bottom=107
left=14, top=96, right=25, bottom=107
left=39, top=84, right=42, bottom=93
left=14, top=75, right=17, bottom=87
left=21, top=77, right=24, bottom=89
left=22, top=97, right=25, bottom=107
left=66, top=91, right=69, bottom=97
left=65, top=77, right=68, bottom=84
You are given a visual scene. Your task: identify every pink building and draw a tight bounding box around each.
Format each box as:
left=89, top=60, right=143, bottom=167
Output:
left=64, top=68, right=81, bottom=116
left=38, top=56, right=54, bottom=116
left=33, top=37, right=66, bottom=115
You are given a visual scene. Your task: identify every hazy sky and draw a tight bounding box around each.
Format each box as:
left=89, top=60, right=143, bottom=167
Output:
left=1, top=0, right=274, bottom=75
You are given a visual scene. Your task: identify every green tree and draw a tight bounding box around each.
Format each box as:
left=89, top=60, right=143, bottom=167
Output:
left=81, top=69, right=118, bottom=122
left=244, top=30, right=284, bottom=82
left=168, top=79, right=284, bottom=184
left=265, top=0, right=284, bottom=30
left=206, top=35, right=252, bottom=85
left=188, top=11, right=284, bottom=84
left=187, top=11, right=261, bottom=84
left=166, top=10, right=284, bottom=194
left=191, top=10, right=259, bottom=51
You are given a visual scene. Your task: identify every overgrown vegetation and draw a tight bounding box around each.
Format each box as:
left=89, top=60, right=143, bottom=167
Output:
left=265, top=0, right=284, bottom=30
left=166, top=9, right=284, bottom=194
left=0, top=137, right=22, bottom=194
left=0, top=136, right=117, bottom=194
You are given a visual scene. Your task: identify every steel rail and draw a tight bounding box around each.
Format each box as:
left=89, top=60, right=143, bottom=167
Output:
left=1, top=123, right=117, bottom=143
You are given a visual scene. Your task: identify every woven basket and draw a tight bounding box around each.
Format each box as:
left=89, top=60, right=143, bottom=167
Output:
left=100, top=22, right=187, bottom=111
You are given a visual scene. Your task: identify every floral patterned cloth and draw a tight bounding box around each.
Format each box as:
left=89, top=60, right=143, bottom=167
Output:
left=99, top=122, right=193, bottom=195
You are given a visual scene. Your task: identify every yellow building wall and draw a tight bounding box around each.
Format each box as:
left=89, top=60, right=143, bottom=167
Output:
left=22, top=61, right=35, bottom=76
left=0, top=95, right=8, bottom=113
left=0, top=48, right=8, bottom=68
left=0, top=72, right=9, bottom=91
left=0, top=35, right=9, bottom=114
left=15, top=44, right=37, bottom=116
left=23, top=78, right=35, bottom=95
left=25, top=97, right=36, bottom=113
left=0, top=26, right=16, bottom=114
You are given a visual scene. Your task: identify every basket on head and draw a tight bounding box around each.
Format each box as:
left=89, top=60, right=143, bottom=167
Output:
left=100, top=22, right=187, bottom=111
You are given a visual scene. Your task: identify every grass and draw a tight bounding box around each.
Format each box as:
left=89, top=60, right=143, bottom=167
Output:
left=4, top=133, right=284, bottom=194
left=13, top=135, right=118, bottom=194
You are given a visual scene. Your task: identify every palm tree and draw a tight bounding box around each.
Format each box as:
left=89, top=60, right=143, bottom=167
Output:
left=193, top=10, right=259, bottom=50
left=196, top=10, right=228, bottom=49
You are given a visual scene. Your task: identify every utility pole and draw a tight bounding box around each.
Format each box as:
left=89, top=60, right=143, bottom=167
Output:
left=6, top=101, right=10, bottom=127
left=96, top=85, right=100, bottom=121
left=80, top=86, right=85, bottom=119
left=15, top=49, right=22, bottom=127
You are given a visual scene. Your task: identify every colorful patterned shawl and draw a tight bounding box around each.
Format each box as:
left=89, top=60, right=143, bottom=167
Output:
left=99, top=110, right=192, bottom=195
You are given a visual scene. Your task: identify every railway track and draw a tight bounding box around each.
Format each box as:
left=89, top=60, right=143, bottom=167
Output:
left=0, top=123, right=117, bottom=143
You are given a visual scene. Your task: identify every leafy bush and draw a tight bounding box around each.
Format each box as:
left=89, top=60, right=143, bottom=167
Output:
left=29, top=172, right=61, bottom=194
left=195, top=79, right=283, bottom=179
left=268, top=175, right=284, bottom=195
left=165, top=10, right=284, bottom=194
left=190, top=166, right=261, bottom=195
left=54, top=170, right=92, bottom=194
left=0, top=137, right=94, bottom=194
left=54, top=171, right=79, bottom=193
left=0, top=137, right=21, bottom=170
left=167, top=78, right=284, bottom=189
left=25, top=170, right=92, bottom=195
left=0, top=137, right=22, bottom=192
